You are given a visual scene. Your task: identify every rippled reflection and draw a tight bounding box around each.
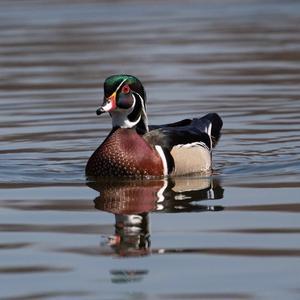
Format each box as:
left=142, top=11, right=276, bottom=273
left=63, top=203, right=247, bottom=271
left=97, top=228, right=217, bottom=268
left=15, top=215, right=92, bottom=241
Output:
left=1, top=0, right=300, bottom=298
left=88, top=177, right=223, bottom=257
left=110, top=269, right=149, bottom=284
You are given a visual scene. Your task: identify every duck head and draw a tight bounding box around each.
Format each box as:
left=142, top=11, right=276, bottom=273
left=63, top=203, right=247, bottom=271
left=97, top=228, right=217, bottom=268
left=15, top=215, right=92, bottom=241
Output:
left=97, top=74, right=149, bottom=133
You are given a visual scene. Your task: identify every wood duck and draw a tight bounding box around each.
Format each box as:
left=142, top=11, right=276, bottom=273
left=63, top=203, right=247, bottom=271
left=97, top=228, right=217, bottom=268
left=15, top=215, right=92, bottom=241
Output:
left=86, top=74, right=223, bottom=178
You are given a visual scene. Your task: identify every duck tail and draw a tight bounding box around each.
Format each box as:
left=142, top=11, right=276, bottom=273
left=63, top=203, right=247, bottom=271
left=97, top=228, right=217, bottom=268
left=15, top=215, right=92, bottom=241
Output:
left=192, top=113, right=223, bottom=148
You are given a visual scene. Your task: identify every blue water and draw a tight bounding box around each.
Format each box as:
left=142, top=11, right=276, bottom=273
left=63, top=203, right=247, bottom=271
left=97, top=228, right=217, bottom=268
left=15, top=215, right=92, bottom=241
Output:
left=0, top=0, right=300, bottom=299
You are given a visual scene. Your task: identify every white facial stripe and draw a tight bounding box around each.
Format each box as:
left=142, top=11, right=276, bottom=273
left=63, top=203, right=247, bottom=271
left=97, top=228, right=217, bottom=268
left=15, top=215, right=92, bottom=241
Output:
left=134, top=92, right=149, bottom=132
left=108, top=83, right=149, bottom=131
left=115, top=78, right=128, bottom=93
left=111, top=93, right=141, bottom=128
left=131, top=93, right=137, bottom=111
left=135, top=92, right=146, bottom=112
left=108, top=78, right=127, bottom=99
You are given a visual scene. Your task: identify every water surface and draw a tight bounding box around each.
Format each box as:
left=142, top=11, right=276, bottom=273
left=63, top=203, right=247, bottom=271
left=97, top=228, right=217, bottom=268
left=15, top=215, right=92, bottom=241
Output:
left=0, top=0, right=300, bottom=299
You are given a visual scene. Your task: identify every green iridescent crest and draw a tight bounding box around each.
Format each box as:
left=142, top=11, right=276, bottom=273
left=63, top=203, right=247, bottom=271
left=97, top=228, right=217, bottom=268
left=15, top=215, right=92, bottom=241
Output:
left=104, top=74, right=146, bottom=101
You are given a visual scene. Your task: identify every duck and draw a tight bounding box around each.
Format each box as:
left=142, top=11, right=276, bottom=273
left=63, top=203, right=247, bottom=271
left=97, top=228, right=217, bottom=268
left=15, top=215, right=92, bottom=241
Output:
left=85, top=74, right=223, bottom=178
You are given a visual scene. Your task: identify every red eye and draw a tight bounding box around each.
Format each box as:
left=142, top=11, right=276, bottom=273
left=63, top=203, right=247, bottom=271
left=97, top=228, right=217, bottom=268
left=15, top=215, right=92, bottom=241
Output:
left=121, top=84, right=130, bottom=94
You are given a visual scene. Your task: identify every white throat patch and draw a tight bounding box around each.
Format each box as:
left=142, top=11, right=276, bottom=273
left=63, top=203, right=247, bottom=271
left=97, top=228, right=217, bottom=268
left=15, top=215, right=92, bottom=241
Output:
left=111, top=94, right=141, bottom=128
left=111, top=112, right=141, bottom=128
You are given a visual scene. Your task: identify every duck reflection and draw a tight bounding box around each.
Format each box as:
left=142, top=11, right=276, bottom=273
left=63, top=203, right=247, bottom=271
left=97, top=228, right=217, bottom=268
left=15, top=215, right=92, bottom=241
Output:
left=88, top=177, right=224, bottom=258
left=105, top=212, right=150, bottom=257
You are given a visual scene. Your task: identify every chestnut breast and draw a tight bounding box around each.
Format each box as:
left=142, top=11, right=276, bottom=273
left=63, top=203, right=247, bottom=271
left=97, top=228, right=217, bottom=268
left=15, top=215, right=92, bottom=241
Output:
left=86, top=128, right=164, bottom=177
